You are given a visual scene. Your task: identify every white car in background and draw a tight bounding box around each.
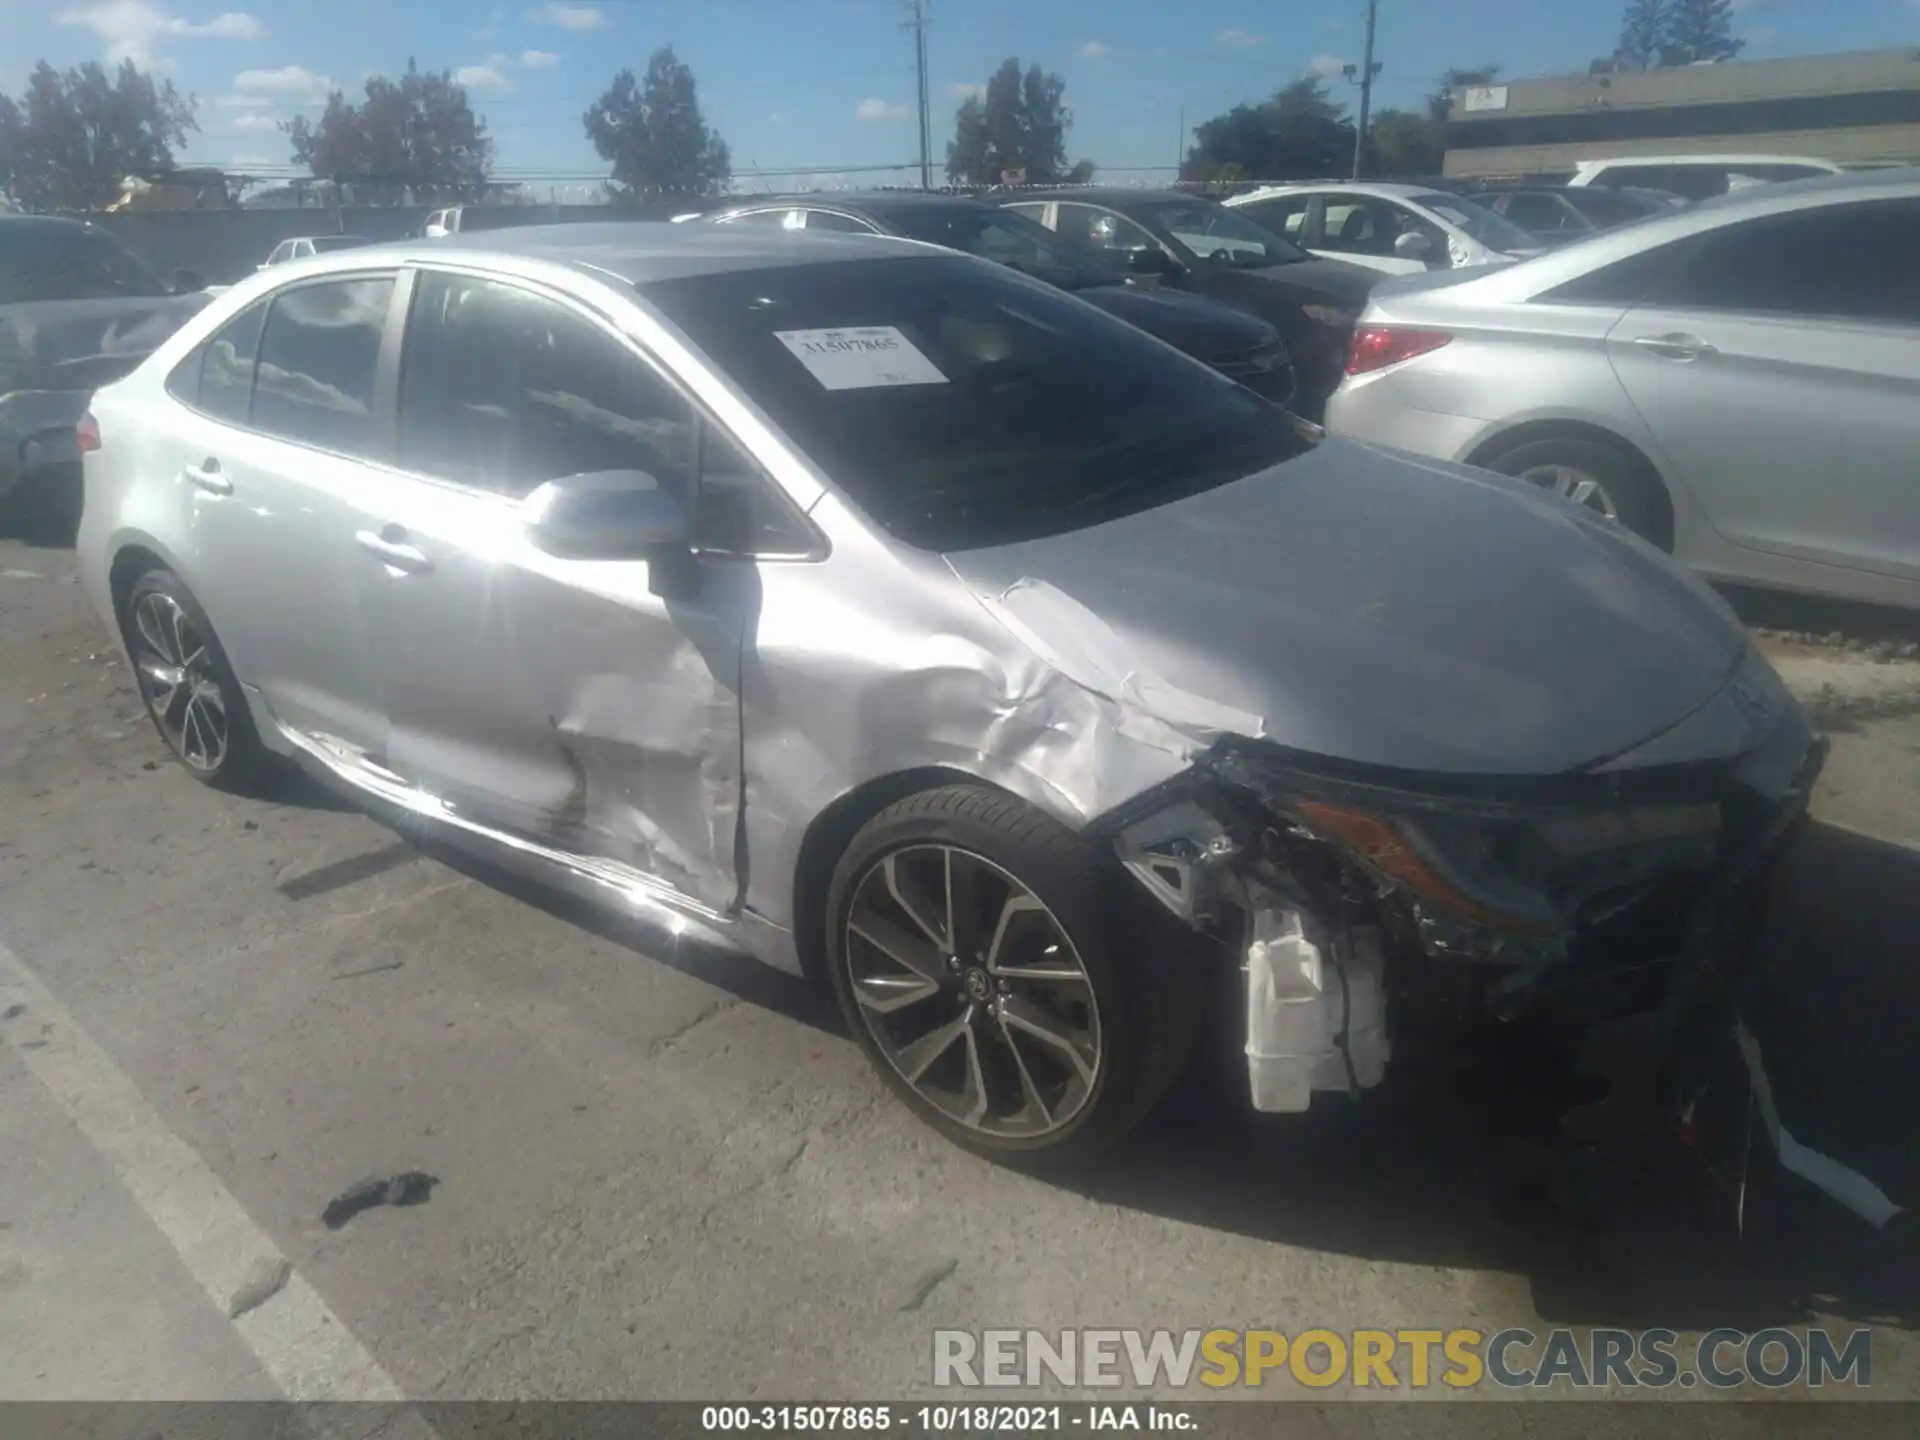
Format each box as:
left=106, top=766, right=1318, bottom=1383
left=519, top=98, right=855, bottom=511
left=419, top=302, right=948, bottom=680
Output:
left=1324, top=168, right=1920, bottom=612
left=1224, top=182, right=1544, bottom=275
left=1566, top=153, right=1844, bottom=201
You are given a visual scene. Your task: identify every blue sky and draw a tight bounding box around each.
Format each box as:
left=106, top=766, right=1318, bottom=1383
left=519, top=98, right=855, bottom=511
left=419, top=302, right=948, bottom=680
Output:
left=10, top=0, right=1920, bottom=192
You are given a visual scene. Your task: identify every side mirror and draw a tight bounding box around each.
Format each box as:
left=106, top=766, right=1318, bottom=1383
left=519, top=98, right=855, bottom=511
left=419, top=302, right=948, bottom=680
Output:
left=171, top=267, right=207, bottom=293
left=523, top=471, right=693, bottom=583
left=1392, top=232, right=1433, bottom=261
left=1125, top=246, right=1179, bottom=277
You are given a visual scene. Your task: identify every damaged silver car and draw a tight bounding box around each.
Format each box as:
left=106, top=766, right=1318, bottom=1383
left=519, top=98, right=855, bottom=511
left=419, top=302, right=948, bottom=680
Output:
left=76, top=224, right=1826, bottom=1163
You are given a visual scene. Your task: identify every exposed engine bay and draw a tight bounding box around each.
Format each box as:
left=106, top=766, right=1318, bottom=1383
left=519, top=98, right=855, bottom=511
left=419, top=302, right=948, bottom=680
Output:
left=1103, top=675, right=1829, bottom=1118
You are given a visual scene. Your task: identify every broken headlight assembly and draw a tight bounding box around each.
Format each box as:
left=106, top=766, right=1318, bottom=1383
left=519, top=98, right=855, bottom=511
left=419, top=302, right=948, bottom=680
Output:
left=1109, top=749, right=1750, bottom=1114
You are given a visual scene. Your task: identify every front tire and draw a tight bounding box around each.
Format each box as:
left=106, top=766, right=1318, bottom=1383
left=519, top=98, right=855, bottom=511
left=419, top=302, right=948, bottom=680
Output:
left=120, top=566, right=276, bottom=793
left=1489, top=436, right=1671, bottom=549
left=825, top=784, right=1204, bottom=1167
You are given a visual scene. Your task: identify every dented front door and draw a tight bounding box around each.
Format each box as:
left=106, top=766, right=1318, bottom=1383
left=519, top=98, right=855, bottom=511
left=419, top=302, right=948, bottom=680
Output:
left=359, top=477, right=748, bottom=913
left=359, top=265, right=747, bottom=913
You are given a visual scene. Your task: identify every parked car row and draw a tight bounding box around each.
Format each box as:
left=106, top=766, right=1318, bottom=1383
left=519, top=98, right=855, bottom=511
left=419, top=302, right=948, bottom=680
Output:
left=1325, top=167, right=1920, bottom=612
left=74, top=220, right=1826, bottom=1163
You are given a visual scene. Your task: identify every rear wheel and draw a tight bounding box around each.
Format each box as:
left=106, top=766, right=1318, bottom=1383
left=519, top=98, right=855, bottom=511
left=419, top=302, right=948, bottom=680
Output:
left=1489, top=436, right=1671, bottom=549
left=826, top=784, right=1206, bottom=1168
left=120, top=566, right=276, bottom=792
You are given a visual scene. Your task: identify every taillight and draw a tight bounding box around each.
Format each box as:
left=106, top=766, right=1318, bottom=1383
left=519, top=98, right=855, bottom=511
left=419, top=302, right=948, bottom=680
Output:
left=1346, top=326, right=1451, bottom=377
left=76, top=412, right=101, bottom=454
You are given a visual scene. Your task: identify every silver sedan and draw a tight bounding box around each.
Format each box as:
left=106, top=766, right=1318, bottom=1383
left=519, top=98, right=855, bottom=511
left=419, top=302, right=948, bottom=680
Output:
left=1326, top=168, right=1920, bottom=611
left=77, top=224, right=1820, bottom=1163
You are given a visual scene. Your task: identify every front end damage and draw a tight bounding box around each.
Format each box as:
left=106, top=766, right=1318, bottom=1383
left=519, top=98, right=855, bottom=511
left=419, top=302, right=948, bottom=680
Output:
left=1103, top=660, right=1828, bottom=1118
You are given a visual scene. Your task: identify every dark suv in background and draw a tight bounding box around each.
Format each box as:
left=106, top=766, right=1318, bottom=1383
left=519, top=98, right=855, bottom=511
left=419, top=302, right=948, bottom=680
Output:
left=995, top=189, right=1380, bottom=420
left=698, top=192, right=1299, bottom=408
left=1, top=216, right=209, bottom=525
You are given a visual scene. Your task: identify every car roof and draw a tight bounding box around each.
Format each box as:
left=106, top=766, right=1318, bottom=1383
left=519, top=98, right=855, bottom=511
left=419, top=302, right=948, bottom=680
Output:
left=998, top=188, right=1193, bottom=206
left=1233, top=181, right=1439, bottom=203
left=287, top=221, right=942, bottom=286
left=712, top=191, right=995, bottom=218
left=1574, top=153, right=1842, bottom=170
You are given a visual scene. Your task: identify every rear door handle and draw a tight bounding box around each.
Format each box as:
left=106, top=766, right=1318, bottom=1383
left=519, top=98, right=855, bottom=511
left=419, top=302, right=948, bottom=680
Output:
left=355, top=528, right=434, bottom=575
left=1632, top=332, right=1718, bottom=361
left=183, top=458, right=232, bottom=495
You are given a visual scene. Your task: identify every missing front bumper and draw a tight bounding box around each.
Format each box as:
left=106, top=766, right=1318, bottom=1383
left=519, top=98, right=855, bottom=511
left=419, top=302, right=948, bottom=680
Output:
left=1243, top=901, right=1390, bottom=1113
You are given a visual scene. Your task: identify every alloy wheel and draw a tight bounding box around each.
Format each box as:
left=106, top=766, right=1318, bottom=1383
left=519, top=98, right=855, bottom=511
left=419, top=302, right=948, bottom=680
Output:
left=1518, top=462, right=1620, bottom=522
left=129, top=591, right=229, bottom=773
left=843, top=844, right=1102, bottom=1139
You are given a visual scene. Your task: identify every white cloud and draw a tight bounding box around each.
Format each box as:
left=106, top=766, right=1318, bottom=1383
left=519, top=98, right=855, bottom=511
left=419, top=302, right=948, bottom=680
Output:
left=520, top=49, right=561, bottom=68
left=769, top=111, right=788, bottom=125
left=455, top=55, right=515, bottom=90
left=232, top=64, right=335, bottom=100
left=228, top=111, right=279, bottom=130
left=215, top=91, right=271, bottom=107
left=526, top=1, right=603, bottom=29
left=856, top=97, right=910, bottom=121
left=1308, top=53, right=1349, bottom=77
left=947, top=81, right=985, bottom=101
left=1078, top=40, right=1110, bottom=59
left=227, top=153, right=274, bottom=166
left=55, top=2, right=265, bottom=68
left=1215, top=26, right=1267, bottom=49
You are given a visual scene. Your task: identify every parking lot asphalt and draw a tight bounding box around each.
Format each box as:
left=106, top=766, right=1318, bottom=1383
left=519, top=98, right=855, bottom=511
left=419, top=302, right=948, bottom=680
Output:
left=1, top=525, right=1916, bottom=1410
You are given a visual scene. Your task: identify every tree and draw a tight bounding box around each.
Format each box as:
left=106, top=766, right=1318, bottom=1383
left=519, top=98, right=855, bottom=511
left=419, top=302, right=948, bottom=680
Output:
left=1660, top=0, right=1743, bottom=66
left=1616, top=0, right=1668, bottom=71
left=284, top=60, right=492, bottom=201
left=946, top=57, right=1077, bottom=186
left=0, top=60, right=197, bottom=212
left=1425, top=65, right=1502, bottom=125
left=1365, top=109, right=1444, bottom=178
left=1183, top=77, right=1354, bottom=184
left=584, top=47, right=731, bottom=201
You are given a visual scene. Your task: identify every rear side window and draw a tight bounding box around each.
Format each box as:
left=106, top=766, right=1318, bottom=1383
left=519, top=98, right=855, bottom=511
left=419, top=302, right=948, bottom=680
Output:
left=165, top=301, right=267, bottom=423
left=1236, top=195, right=1310, bottom=239
left=1539, top=238, right=1700, bottom=307
left=251, top=277, right=394, bottom=455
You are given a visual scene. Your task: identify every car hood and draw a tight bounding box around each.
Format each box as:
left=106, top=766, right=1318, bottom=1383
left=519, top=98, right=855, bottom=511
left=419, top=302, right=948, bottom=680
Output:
left=1073, top=284, right=1277, bottom=359
left=0, top=292, right=211, bottom=395
left=945, top=438, right=1750, bottom=777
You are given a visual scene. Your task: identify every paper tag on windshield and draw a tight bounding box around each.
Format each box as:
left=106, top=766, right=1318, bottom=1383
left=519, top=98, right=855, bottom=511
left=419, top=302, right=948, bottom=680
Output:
left=773, top=327, right=947, bottom=390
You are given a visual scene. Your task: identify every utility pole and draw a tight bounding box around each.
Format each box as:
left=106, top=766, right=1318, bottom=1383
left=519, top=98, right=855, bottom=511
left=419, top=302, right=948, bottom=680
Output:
left=904, top=0, right=932, bottom=189
left=1343, top=0, right=1382, bottom=179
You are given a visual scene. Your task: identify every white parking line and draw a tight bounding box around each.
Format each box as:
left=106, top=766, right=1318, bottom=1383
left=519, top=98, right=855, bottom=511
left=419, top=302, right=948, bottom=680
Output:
left=0, top=936, right=411, bottom=1404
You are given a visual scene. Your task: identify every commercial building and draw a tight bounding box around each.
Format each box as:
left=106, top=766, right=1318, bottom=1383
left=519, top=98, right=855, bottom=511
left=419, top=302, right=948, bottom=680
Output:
left=1443, top=47, right=1920, bottom=180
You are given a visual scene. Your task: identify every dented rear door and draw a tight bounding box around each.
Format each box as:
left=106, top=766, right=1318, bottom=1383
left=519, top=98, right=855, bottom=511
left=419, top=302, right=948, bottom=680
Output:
left=361, top=266, right=746, bottom=912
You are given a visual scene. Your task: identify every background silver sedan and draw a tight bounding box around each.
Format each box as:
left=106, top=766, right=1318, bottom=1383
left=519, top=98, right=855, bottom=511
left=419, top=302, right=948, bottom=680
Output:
left=75, top=225, right=1818, bottom=1166
left=1326, top=169, right=1920, bottom=611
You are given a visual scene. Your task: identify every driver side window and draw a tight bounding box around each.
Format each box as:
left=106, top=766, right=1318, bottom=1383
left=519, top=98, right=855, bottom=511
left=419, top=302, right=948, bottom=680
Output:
left=397, top=271, right=816, bottom=554
left=1053, top=204, right=1157, bottom=258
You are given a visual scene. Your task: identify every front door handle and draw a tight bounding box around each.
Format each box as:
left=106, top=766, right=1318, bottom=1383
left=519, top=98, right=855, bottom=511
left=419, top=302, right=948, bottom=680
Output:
left=355, top=528, right=434, bottom=575
left=183, top=458, right=232, bottom=495
left=1632, top=332, right=1718, bottom=361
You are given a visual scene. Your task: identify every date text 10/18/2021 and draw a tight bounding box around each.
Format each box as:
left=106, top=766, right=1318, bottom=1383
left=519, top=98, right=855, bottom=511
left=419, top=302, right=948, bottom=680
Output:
left=702, top=1406, right=1196, bottom=1432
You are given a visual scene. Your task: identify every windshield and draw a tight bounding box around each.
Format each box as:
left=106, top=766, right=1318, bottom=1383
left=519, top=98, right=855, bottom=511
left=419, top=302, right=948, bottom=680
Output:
left=643, top=255, right=1311, bottom=551
left=1408, top=193, right=1540, bottom=253
left=1138, top=200, right=1310, bottom=268
left=873, top=205, right=1122, bottom=291
left=1559, top=189, right=1666, bottom=225
left=308, top=235, right=371, bottom=253
left=0, top=223, right=171, bottom=304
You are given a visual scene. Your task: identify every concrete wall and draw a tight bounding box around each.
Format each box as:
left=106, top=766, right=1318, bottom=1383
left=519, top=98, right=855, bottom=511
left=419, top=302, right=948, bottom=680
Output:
left=70, top=203, right=674, bottom=284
